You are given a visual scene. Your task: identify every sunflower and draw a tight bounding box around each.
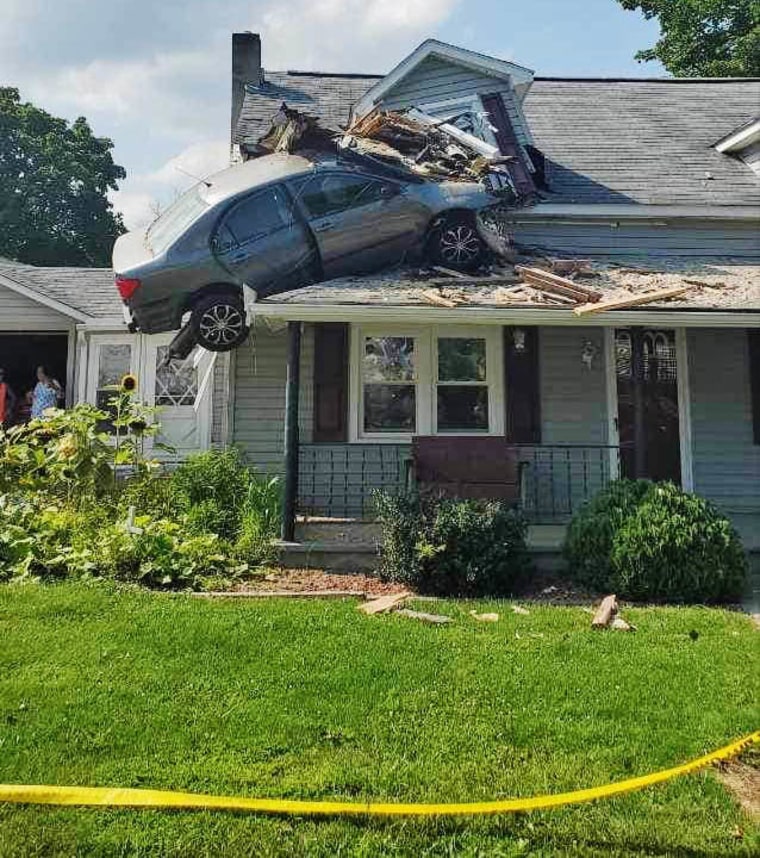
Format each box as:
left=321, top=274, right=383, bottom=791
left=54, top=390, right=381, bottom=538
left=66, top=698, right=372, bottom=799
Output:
left=129, top=418, right=147, bottom=434
left=120, top=373, right=138, bottom=393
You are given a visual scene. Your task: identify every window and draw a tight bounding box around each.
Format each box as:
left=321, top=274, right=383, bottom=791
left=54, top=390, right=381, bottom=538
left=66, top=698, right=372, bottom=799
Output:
left=352, top=327, right=503, bottom=439
left=297, top=174, right=390, bottom=219
left=154, top=346, right=197, bottom=407
left=147, top=186, right=209, bottom=253
left=436, top=337, right=489, bottom=432
left=94, top=343, right=132, bottom=433
left=220, top=186, right=290, bottom=246
left=362, top=336, right=416, bottom=433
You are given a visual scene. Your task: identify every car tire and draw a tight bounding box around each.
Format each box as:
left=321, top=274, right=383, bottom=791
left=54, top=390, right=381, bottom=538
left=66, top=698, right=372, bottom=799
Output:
left=191, top=292, right=249, bottom=352
left=428, top=214, right=486, bottom=271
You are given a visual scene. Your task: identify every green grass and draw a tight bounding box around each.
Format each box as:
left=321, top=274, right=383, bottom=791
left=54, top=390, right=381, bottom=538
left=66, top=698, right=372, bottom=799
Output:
left=0, top=581, right=757, bottom=857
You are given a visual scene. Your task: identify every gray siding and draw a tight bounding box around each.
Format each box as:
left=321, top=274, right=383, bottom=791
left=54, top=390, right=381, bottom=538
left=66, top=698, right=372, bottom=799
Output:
left=0, top=283, right=74, bottom=330
left=380, top=55, right=532, bottom=148
left=232, top=320, right=314, bottom=473
left=688, top=329, right=760, bottom=525
left=508, top=218, right=760, bottom=258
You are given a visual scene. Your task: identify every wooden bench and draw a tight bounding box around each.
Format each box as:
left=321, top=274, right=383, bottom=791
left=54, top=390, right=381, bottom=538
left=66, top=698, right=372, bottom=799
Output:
left=408, top=436, right=525, bottom=505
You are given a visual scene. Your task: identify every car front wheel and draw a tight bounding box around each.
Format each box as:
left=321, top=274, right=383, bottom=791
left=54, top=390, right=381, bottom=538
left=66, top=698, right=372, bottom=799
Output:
left=191, top=292, right=249, bottom=352
left=428, top=216, right=486, bottom=270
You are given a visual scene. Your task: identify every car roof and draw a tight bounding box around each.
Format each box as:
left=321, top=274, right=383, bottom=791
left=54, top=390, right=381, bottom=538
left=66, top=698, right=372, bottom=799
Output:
left=200, top=154, right=316, bottom=206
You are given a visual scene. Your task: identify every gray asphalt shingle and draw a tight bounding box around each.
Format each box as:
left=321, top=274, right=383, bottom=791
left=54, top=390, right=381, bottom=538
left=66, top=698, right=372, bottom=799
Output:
left=235, top=71, right=760, bottom=207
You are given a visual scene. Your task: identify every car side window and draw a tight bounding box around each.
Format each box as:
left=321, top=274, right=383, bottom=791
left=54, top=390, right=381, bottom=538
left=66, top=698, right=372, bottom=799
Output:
left=219, top=186, right=291, bottom=247
left=297, top=174, right=392, bottom=219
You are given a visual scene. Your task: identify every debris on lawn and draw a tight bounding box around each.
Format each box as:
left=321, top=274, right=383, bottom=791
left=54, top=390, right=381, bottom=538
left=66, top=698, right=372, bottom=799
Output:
left=511, top=605, right=530, bottom=616
left=359, top=591, right=411, bottom=615
left=397, top=609, right=453, bottom=625
left=591, top=594, right=636, bottom=631
left=470, top=610, right=500, bottom=622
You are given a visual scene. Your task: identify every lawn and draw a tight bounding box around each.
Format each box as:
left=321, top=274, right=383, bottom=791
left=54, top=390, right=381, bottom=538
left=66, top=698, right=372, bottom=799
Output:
left=0, top=582, right=757, bottom=857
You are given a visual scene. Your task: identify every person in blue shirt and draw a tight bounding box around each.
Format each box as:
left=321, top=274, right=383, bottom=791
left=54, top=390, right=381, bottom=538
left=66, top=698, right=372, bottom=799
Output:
left=30, top=365, right=63, bottom=419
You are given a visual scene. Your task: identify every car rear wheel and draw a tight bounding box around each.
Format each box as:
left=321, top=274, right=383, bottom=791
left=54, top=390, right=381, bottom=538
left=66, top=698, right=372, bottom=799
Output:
left=428, top=215, right=486, bottom=270
left=191, top=292, right=249, bottom=352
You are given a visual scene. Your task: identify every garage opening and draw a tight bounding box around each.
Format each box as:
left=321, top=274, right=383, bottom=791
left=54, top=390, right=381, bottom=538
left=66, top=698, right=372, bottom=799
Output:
left=0, top=333, right=69, bottom=423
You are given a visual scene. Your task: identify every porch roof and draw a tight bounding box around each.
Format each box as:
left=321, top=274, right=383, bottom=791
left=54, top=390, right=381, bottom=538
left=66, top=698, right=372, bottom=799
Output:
left=255, top=257, right=760, bottom=325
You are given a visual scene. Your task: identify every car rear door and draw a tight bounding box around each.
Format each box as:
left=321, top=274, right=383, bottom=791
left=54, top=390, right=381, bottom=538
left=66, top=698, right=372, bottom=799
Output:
left=292, top=172, right=428, bottom=279
left=212, top=183, right=316, bottom=296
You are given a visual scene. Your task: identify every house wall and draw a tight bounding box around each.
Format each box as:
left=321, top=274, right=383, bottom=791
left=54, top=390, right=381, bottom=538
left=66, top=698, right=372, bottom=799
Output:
left=687, top=328, right=760, bottom=546
left=379, top=55, right=532, bottom=147
left=0, top=282, right=75, bottom=331
left=231, top=321, right=614, bottom=519
left=507, top=217, right=760, bottom=258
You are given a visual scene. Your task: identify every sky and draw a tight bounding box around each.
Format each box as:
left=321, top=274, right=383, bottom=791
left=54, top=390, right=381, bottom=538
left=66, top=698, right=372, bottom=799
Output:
left=0, top=0, right=665, bottom=230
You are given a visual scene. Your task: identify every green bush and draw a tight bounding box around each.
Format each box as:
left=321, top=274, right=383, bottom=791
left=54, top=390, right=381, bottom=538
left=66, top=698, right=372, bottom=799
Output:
left=374, top=491, right=531, bottom=596
left=564, top=480, right=747, bottom=603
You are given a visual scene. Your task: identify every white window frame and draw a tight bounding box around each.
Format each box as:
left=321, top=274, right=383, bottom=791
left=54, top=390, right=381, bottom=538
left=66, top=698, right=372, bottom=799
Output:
left=349, top=324, right=504, bottom=442
left=86, top=333, right=140, bottom=407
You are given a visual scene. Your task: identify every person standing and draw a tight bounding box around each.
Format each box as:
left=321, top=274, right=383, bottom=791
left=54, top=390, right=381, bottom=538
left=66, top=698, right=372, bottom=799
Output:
left=0, top=367, right=17, bottom=427
left=30, top=365, right=63, bottom=420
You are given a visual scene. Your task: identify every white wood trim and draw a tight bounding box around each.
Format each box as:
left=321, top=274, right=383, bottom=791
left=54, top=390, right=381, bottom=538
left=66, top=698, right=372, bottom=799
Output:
left=714, top=119, right=760, bottom=153
left=351, top=38, right=534, bottom=120
left=0, top=272, right=91, bottom=322
left=676, top=328, right=694, bottom=491
left=64, top=330, right=76, bottom=408
left=251, top=302, right=760, bottom=329
left=506, top=203, right=760, bottom=221
left=603, top=328, right=620, bottom=479
left=349, top=323, right=504, bottom=442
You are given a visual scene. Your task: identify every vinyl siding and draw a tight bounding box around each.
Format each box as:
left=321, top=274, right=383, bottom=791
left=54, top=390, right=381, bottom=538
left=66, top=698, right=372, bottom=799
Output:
left=232, top=320, right=314, bottom=473
left=0, top=283, right=74, bottom=330
left=688, top=329, right=760, bottom=526
left=507, top=218, right=760, bottom=258
left=379, top=55, right=532, bottom=148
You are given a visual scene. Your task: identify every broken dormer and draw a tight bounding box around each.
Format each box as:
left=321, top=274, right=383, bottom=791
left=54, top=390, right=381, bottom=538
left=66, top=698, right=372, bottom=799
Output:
left=715, top=117, right=760, bottom=177
left=350, top=39, right=538, bottom=196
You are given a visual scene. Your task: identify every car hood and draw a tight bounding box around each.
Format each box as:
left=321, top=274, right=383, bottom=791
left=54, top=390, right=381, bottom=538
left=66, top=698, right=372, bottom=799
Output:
left=112, top=228, right=154, bottom=275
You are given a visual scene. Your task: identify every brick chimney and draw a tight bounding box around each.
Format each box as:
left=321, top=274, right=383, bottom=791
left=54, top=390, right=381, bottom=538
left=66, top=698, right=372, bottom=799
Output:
left=231, top=32, right=262, bottom=143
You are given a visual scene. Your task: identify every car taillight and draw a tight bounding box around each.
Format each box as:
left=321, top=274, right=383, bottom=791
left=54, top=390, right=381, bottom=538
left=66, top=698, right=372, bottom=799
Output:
left=115, top=276, right=141, bottom=301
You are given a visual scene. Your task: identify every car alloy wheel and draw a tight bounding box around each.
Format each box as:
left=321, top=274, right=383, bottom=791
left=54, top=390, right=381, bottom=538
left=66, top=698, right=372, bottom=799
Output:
left=438, top=224, right=482, bottom=265
left=197, top=301, right=245, bottom=349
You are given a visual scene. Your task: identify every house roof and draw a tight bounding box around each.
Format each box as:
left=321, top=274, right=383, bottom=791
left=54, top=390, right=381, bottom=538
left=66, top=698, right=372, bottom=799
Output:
left=235, top=72, right=760, bottom=208
left=0, top=261, right=121, bottom=321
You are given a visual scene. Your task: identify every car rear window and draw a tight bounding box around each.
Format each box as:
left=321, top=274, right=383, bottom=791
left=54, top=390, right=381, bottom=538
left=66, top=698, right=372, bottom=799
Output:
left=146, top=185, right=210, bottom=253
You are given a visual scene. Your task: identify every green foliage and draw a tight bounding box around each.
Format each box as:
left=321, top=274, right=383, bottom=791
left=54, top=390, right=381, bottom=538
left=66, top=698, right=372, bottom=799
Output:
left=0, top=87, right=126, bottom=266
left=564, top=479, right=748, bottom=602
left=374, top=491, right=531, bottom=596
left=618, top=0, right=760, bottom=76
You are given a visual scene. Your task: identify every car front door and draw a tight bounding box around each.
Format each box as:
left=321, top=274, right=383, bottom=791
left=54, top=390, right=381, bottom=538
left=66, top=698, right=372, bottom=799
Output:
left=292, top=172, right=428, bottom=279
left=213, top=184, right=316, bottom=297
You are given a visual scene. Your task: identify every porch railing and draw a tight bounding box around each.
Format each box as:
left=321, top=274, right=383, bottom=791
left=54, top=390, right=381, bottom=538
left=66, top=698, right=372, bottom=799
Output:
left=298, top=442, right=620, bottom=523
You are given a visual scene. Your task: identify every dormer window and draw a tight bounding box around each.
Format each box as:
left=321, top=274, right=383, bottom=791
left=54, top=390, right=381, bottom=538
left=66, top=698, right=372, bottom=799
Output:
left=714, top=118, right=760, bottom=176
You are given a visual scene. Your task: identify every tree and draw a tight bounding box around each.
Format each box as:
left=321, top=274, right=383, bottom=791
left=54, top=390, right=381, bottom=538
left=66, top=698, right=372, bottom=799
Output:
left=0, top=88, right=126, bottom=267
left=618, top=0, right=760, bottom=77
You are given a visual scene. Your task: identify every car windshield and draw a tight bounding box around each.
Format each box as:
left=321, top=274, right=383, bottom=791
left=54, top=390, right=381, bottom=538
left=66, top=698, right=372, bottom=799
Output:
left=146, top=184, right=210, bottom=253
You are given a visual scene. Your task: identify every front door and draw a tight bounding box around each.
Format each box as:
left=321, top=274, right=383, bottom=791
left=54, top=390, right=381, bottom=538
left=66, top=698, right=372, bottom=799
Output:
left=615, top=328, right=681, bottom=483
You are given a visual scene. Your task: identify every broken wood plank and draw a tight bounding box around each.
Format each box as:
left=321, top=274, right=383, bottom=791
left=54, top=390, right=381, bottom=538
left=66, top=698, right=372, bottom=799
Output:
left=396, top=609, right=453, bottom=624
left=610, top=616, right=636, bottom=632
left=591, top=594, right=618, bottom=628
left=573, top=286, right=691, bottom=316
left=359, top=591, right=410, bottom=615
left=430, top=265, right=469, bottom=280
left=420, top=289, right=460, bottom=308
left=470, top=610, right=500, bottom=622
left=516, top=265, right=603, bottom=302
left=511, top=605, right=530, bottom=615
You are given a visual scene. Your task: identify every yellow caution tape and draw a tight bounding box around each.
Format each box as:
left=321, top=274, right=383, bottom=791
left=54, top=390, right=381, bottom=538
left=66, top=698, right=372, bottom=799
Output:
left=1, top=731, right=757, bottom=817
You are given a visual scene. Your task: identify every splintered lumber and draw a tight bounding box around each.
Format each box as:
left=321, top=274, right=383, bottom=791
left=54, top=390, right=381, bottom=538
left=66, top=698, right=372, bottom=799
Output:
left=359, top=591, right=409, bottom=615
left=421, top=289, right=459, bottom=308
left=611, top=616, right=636, bottom=632
left=470, top=610, right=500, bottom=622
left=591, top=595, right=618, bottom=628
left=397, top=609, right=453, bottom=624
left=511, top=605, right=530, bottom=616
left=431, top=265, right=469, bottom=280
left=573, top=286, right=691, bottom=316
left=515, top=266, right=603, bottom=303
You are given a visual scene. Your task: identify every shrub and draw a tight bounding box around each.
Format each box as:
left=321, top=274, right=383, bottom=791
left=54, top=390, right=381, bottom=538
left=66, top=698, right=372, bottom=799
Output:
left=374, top=491, right=531, bottom=596
left=564, top=480, right=747, bottom=603
left=171, top=448, right=251, bottom=541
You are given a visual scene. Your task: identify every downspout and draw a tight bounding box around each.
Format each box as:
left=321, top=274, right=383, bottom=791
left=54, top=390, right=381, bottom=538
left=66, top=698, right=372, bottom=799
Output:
left=281, top=321, right=302, bottom=542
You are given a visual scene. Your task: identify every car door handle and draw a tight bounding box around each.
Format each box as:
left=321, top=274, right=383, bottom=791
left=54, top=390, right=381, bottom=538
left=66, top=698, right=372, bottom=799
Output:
left=313, top=221, right=334, bottom=233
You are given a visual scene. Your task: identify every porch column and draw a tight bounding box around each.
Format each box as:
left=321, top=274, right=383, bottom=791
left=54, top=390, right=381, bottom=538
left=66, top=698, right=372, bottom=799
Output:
left=631, top=326, right=647, bottom=478
left=281, top=321, right=301, bottom=542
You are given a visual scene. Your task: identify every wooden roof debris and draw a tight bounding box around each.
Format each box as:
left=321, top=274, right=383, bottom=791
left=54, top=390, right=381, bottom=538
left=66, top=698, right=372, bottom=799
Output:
left=573, top=285, right=692, bottom=316
left=515, top=265, right=604, bottom=303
